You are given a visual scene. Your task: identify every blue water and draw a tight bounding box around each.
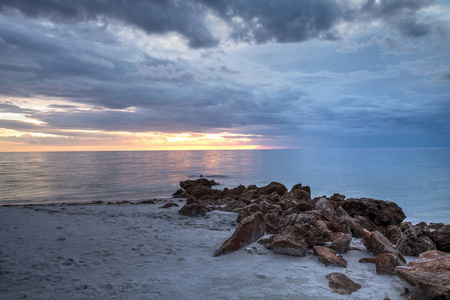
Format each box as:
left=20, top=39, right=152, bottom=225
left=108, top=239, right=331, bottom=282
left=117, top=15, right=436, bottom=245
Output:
left=0, top=148, right=449, bottom=224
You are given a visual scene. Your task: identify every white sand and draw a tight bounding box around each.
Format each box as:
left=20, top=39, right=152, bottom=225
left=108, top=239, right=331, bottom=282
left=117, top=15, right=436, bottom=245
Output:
left=0, top=200, right=413, bottom=300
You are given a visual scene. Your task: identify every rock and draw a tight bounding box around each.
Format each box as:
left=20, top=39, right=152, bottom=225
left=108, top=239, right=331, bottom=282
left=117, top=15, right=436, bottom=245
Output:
left=359, top=257, right=378, bottom=264
left=361, top=229, right=405, bottom=263
left=258, top=182, right=287, bottom=196
left=236, top=204, right=261, bottom=223
left=227, top=184, right=247, bottom=197
left=330, top=233, right=352, bottom=253
left=186, top=185, right=217, bottom=200
left=290, top=183, right=311, bottom=198
left=180, top=178, right=218, bottom=190
left=263, top=210, right=282, bottom=234
left=376, top=253, right=405, bottom=275
left=291, top=218, right=332, bottom=247
left=330, top=193, right=346, bottom=202
left=385, top=225, right=401, bottom=245
left=265, top=235, right=308, bottom=257
left=172, top=188, right=186, bottom=198
left=429, top=222, right=445, bottom=230
left=247, top=184, right=258, bottom=190
left=396, top=222, right=436, bottom=256
left=325, top=272, right=361, bottom=295
left=178, top=203, right=207, bottom=217
left=286, top=189, right=311, bottom=202
left=341, top=198, right=406, bottom=226
left=313, top=246, right=347, bottom=267
left=314, top=197, right=337, bottom=220
left=431, top=224, right=450, bottom=253
left=395, top=250, right=450, bottom=299
left=214, top=212, right=265, bottom=256
left=159, top=203, right=179, bottom=209
left=353, top=215, right=380, bottom=233
left=297, top=200, right=313, bottom=211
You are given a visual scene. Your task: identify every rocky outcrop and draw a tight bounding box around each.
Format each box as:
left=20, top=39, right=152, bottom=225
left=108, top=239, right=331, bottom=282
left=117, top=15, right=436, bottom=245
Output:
left=395, top=250, right=450, bottom=299
left=361, top=229, right=405, bottom=263
left=396, top=222, right=436, bottom=256
left=313, top=246, right=347, bottom=267
left=325, top=273, right=361, bottom=295
left=178, top=203, right=207, bottom=217
left=431, top=224, right=450, bottom=253
left=214, top=212, right=265, bottom=256
left=341, top=198, right=406, bottom=226
left=180, top=178, right=218, bottom=190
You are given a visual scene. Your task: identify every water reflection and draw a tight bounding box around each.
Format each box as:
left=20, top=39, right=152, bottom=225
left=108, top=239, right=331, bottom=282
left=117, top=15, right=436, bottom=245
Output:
left=0, top=148, right=449, bottom=223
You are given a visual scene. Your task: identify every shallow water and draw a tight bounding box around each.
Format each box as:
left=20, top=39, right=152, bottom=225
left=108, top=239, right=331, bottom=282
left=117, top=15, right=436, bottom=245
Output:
left=1, top=148, right=449, bottom=223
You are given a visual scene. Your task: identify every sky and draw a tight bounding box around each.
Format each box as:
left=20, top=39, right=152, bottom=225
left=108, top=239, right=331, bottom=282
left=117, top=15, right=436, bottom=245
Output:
left=0, top=0, right=449, bottom=151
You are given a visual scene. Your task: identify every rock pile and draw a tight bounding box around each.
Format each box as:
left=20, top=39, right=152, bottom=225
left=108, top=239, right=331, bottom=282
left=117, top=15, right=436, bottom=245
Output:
left=176, top=179, right=450, bottom=299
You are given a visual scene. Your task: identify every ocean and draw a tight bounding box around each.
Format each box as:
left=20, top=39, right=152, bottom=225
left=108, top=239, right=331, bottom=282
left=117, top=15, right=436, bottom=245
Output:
left=0, top=148, right=449, bottom=224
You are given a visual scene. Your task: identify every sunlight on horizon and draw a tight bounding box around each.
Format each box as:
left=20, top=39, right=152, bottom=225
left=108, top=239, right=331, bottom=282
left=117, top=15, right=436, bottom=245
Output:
left=0, top=129, right=277, bottom=152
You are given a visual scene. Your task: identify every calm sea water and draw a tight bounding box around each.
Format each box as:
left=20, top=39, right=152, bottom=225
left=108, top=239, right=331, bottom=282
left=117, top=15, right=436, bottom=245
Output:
left=0, top=148, right=449, bottom=224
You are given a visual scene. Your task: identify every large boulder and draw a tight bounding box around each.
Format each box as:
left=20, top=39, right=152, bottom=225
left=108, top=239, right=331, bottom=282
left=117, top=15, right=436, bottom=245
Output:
left=258, top=182, right=287, bottom=196
left=431, top=224, right=450, bottom=253
left=214, top=212, right=265, bottom=256
left=395, top=250, right=450, bottom=299
left=341, top=198, right=406, bottom=226
left=325, top=273, right=361, bottom=295
left=396, top=222, right=436, bottom=256
left=361, top=229, right=405, bottom=263
left=313, top=246, right=347, bottom=267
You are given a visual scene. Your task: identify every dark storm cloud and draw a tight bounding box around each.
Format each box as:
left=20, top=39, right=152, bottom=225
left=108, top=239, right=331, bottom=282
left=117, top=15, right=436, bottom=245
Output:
left=358, top=0, right=434, bottom=38
left=200, top=0, right=435, bottom=43
left=201, top=0, right=343, bottom=43
left=0, top=0, right=218, bottom=48
left=0, top=0, right=436, bottom=48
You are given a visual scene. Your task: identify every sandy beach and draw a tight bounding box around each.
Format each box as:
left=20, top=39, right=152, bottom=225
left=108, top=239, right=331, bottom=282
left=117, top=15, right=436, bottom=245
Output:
left=0, top=199, right=418, bottom=300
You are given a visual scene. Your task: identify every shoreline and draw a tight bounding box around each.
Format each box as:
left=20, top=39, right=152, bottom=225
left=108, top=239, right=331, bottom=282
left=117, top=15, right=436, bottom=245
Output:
left=0, top=200, right=417, bottom=300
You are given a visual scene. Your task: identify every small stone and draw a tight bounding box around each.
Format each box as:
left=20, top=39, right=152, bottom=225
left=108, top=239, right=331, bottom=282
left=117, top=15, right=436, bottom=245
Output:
left=330, top=233, right=352, bottom=253
left=159, top=203, right=179, bottom=209
left=313, top=246, right=347, bottom=267
left=325, top=272, right=361, bottom=295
